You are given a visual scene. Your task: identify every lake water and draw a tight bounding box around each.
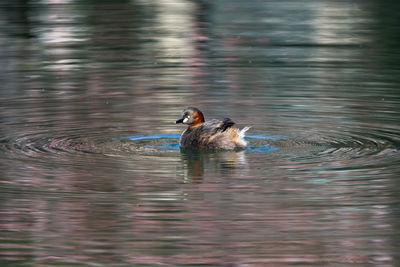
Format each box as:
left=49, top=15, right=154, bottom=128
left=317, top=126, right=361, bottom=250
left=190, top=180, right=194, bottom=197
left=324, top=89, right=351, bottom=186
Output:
left=1, top=0, right=400, bottom=266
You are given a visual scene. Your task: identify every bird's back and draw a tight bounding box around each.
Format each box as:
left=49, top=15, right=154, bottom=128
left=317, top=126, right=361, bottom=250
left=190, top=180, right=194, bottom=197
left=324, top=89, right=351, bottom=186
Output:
left=180, top=118, right=248, bottom=149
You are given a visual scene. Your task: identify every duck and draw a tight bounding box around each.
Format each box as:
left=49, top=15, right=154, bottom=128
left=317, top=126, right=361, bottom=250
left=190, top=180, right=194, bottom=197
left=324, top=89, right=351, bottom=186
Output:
left=176, top=107, right=250, bottom=149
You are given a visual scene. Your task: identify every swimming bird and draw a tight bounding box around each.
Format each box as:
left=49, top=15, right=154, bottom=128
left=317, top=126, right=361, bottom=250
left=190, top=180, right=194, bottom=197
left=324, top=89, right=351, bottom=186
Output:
left=176, top=107, right=250, bottom=149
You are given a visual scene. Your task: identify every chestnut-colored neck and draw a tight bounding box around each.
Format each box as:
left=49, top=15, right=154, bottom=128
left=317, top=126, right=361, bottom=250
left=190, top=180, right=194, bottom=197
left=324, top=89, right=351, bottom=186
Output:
left=190, top=110, right=205, bottom=128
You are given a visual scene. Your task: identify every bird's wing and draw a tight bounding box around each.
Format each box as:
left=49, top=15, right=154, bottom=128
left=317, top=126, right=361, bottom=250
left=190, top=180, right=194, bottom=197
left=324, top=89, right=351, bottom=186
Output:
left=202, top=118, right=235, bottom=134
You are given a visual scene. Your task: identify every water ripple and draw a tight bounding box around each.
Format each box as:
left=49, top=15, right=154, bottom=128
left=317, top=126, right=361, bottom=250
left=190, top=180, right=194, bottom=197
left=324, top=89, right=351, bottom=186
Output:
left=0, top=131, right=102, bottom=160
left=1, top=130, right=398, bottom=169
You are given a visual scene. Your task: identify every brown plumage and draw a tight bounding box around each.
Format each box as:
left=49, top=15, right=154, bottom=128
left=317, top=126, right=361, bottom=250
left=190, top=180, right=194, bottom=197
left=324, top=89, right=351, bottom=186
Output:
left=176, top=107, right=250, bottom=149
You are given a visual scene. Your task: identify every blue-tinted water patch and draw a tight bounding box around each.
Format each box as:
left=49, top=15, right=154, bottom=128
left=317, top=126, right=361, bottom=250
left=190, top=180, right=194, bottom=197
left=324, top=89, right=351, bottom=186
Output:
left=247, top=144, right=279, bottom=152
left=247, top=134, right=288, bottom=140
left=116, top=133, right=180, bottom=141
left=115, top=134, right=280, bottom=152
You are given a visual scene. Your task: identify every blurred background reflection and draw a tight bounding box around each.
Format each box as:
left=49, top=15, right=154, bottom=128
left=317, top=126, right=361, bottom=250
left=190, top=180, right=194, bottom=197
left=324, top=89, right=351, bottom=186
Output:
left=1, top=0, right=399, bottom=266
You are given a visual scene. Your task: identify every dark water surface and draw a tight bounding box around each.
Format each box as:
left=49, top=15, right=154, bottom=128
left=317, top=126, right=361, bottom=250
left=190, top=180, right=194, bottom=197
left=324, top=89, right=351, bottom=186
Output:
left=1, top=1, right=400, bottom=266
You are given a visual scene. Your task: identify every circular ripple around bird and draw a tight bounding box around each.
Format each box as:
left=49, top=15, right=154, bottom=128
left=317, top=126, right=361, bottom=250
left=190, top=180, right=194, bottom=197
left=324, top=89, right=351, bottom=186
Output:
left=0, top=129, right=399, bottom=168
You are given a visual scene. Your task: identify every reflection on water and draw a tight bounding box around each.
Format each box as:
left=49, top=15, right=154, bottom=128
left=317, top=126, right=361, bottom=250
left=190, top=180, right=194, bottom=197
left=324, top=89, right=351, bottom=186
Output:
left=180, top=148, right=248, bottom=184
left=1, top=0, right=400, bottom=266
